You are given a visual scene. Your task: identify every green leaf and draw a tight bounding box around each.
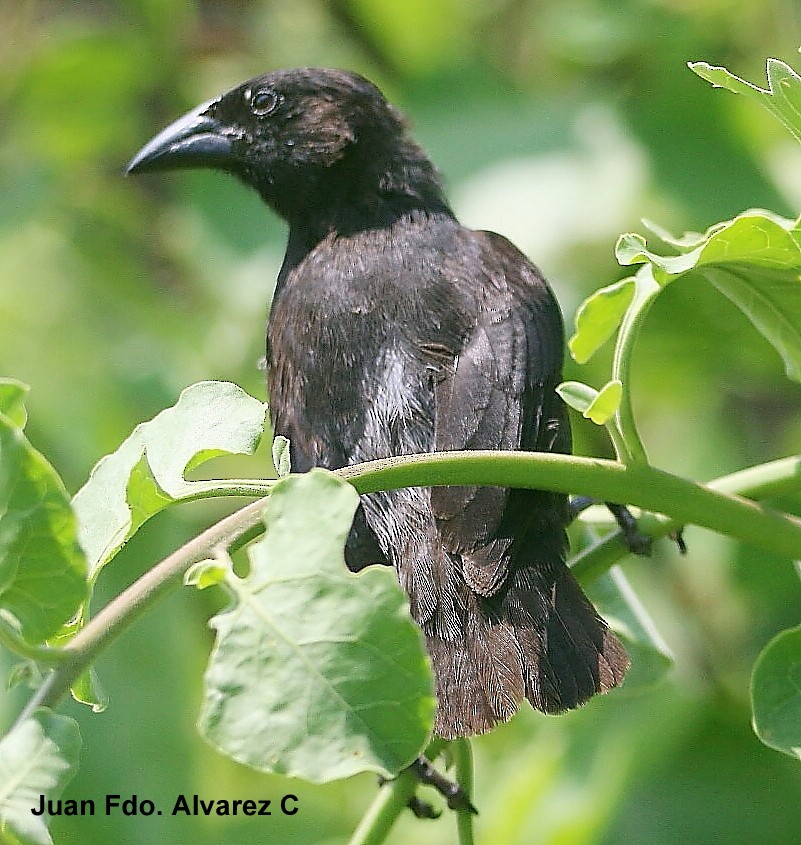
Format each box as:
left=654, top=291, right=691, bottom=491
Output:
left=198, top=469, right=435, bottom=782
left=556, top=381, right=599, bottom=415
left=0, top=412, right=87, bottom=645
left=615, top=211, right=801, bottom=382
left=616, top=232, right=701, bottom=275
left=690, top=58, right=801, bottom=145
left=271, top=435, right=292, bottom=477
left=586, top=380, right=623, bottom=425
left=751, top=625, right=801, bottom=760
left=0, top=710, right=81, bottom=845
left=569, top=277, right=636, bottom=364
left=69, top=669, right=109, bottom=714
left=556, top=380, right=622, bottom=425
left=0, top=379, right=29, bottom=429
left=185, top=558, right=229, bottom=590
left=641, top=218, right=708, bottom=249
left=587, top=567, right=673, bottom=692
left=72, top=381, right=267, bottom=576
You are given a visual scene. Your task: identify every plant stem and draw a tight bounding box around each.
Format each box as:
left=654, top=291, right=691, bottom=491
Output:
left=569, top=454, right=801, bottom=582
left=338, top=451, right=801, bottom=560
left=611, top=268, right=661, bottom=465
left=14, top=496, right=271, bottom=725
left=14, top=453, right=801, bottom=728
left=707, top=454, right=801, bottom=500
left=453, top=739, right=476, bottom=845
left=605, top=416, right=634, bottom=466
left=176, top=478, right=277, bottom=500
left=0, top=620, right=70, bottom=664
left=347, top=770, right=419, bottom=845
left=347, top=737, right=448, bottom=845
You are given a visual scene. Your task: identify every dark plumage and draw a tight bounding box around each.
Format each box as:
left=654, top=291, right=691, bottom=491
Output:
left=128, top=68, right=629, bottom=737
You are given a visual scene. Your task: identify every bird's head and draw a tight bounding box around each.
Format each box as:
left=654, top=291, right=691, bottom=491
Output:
left=127, top=68, right=446, bottom=225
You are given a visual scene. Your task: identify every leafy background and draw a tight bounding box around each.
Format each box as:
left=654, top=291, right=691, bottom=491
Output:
left=2, top=0, right=801, bottom=843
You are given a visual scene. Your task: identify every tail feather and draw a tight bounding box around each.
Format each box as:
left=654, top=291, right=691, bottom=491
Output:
left=426, top=560, right=629, bottom=738
left=376, top=489, right=629, bottom=737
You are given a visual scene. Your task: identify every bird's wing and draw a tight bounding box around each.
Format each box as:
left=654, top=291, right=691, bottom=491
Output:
left=429, top=230, right=570, bottom=596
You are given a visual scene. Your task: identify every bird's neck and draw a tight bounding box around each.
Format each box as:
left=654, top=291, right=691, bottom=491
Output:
left=264, top=140, right=454, bottom=256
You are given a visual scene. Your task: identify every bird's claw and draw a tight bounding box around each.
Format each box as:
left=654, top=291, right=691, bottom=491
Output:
left=570, top=497, right=652, bottom=555
left=670, top=528, right=688, bottom=554
left=604, top=502, right=653, bottom=556
left=407, top=795, right=442, bottom=819
left=409, top=755, right=478, bottom=814
left=571, top=497, right=689, bottom=556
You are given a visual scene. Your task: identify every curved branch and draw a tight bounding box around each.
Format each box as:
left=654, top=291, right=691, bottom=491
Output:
left=16, top=496, right=270, bottom=724
left=569, top=454, right=801, bottom=581
left=338, top=451, right=801, bottom=560
left=16, top=452, right=801, bottom=728
left=610, top=268, right=661, bottom=465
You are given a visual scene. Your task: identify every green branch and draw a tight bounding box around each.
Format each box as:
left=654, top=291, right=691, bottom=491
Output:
left=453, top=739, right=476, bottom=845
left=0, top=617, right=71, bottom=665
left=15, top=452, right=801, bottom=734
left=569, top=454, right=801, bottom=581
left=347, top=737, right=448, bottom=845
left=15, top=496, right=271, bottom=725
left=338, top=451, right=801, bottom=560
left=347, top=769, right=420, bottom=845
left=610, top=269, right=661, bottom=465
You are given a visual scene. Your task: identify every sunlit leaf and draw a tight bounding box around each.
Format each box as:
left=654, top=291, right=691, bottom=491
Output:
left=751, top=625, right=801, bottom=760
left=72, top=381, right=267, bottom=576
left=585, top=380, right=623, bottom=424
left=556, top=381, right=598, bottom=415
left=185, top=558, right=229, bottom=590
left=199, top=469, right=435, bottom=782
left=0, top=379, right=29, bottom=429
left=556, top=380, right=622, bottom=425
left=569, top=277, right=636, bottom=363
left=616, top=210, right=801, bottom=381
left=0, top=411, right=86, bottom=644
left=0, top=710, right=81, bottom=845
left=69, top=669, right=109, bottom=714
left=690, top=58, right=801, bottom=145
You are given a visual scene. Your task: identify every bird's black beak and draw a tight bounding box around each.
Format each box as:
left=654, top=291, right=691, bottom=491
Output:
left=126, top=99, right=235, bottom=175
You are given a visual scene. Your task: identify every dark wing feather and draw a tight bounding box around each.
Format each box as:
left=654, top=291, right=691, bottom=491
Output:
left=430, top=230, right=569, bottom=596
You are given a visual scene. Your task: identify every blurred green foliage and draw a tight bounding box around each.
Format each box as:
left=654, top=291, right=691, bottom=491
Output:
left=1, top=0, right=801, bottom=843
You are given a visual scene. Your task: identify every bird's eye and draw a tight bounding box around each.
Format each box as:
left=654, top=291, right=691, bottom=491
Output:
left=250, top=88, right=279, bottom=116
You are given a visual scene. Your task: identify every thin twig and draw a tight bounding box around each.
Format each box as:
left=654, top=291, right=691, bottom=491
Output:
left=453, top=739, right=476, bottom=845
left=14, top=495, right=271, bottom=727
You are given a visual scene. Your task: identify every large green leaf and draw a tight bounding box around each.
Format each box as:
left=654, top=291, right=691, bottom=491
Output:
left=198, top=469, right=435, bottom=782
left=0, top=408, right=86, bottom=645
left=568, top=277, right=636, bottom=364
left=615, top=210, right=801, bottom=382
left=588, top=567, right=673, bottom=692
left=72, top=381, right=267, bottom=576
left=0, top=379, right=29, bottom=429
left=0, top=710, right=81, bottom=845
left=690, top=58, right=801, bottom=146
left=751, top=625, right=801, bottom=760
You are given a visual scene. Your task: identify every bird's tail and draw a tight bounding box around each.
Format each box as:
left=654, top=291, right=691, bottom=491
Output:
left=423, top=557, right=629, bottom=739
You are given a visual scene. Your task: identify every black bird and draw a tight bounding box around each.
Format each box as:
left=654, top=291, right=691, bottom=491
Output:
left=127, top=68, right=629, bottom=738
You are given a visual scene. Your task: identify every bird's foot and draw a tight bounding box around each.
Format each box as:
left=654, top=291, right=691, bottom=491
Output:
left=408, top=755, right=478, bottom=814
left=603, top=502, right=653, bottom=555
left=570, top=497, right=689, bottom=556
left=406, top=795, right=442, bottom=819
left=669, top=527, right=688, bottom=554
left=570, top=496, right=652, bottom=555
